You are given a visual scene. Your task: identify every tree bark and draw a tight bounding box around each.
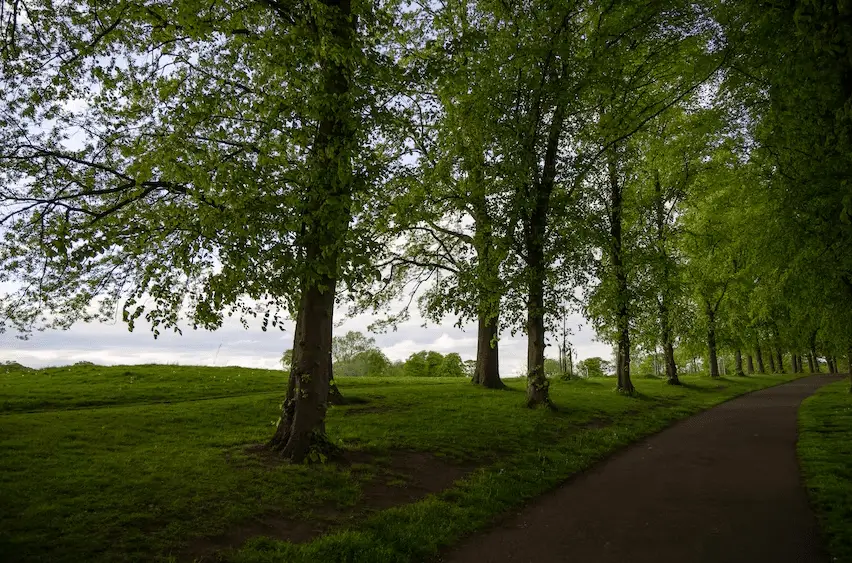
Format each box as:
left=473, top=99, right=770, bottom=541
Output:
left=809, top=331, right=821, bottom=373
left=706, top=304, right=719, bottom=378
left=522, top=96, right=566, bottom=408
left=268, top=0, right=354, bottom=462
left=756, top=343, right=766, bottom=374
left=827, top=356, right=836, bottom=374
left=269, top=278, right=336, bottom=462
left=768, top=350, right=776, bottom=373
left=609, top=148, right=634, bottom=394
left=775, top=349, right=785, bottom=374
left=747, top=354, right=755, bottom=374
left=735, top=349, right=745, bottom=376
left=807, top=352, right=816, bottom=373
left=327, top=350, right=345, bottom=405
left=474, top=312, right=504, bottom=389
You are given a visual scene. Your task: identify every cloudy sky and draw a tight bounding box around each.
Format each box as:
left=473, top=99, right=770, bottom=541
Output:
left=0, top=303, right=613, bottom=375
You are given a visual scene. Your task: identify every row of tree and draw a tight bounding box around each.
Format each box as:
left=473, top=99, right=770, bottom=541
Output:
left=1, top=0, right=850, bottom=461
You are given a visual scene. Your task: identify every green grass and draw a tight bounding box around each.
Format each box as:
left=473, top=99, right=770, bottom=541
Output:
left=0, top=365, right=805, bottom=563
left=798, top=379, right=852, bottom=563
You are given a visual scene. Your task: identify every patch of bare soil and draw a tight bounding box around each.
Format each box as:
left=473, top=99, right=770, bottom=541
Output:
left=179, top=449, right=475, bottom=562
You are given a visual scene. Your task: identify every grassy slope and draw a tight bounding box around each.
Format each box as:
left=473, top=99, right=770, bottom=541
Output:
left=798, top=379, right=852, bottom=563
left=0, top=365, right=804, bottom=563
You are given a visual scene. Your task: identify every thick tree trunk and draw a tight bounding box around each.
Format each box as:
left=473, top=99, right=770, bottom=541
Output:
left=827, top=356, right=836, bottom=374
left=474, top=312, right=504, bottom=389
left=807, top=352, right=816, bottom=373
left=747, top=354, right=755, bottom=374
left=735, top=349, right=745, bottom=376
left=522, top=97, right=565, bottom=408
left=768, top=351, right=776, bottom=373
left=268, top=0, right=354, bottom=462
left=706, top=305, right=719, bottom=378
left=775, top=349, right=785, bottom=373
left=664, top=342, right=679, bottom=385
left=609, top=149, right=634, bottom=394
left=470, top=156, right=504, bottom=390
left=269, top=279, right=336, bottom=462
left=756, top=343, right=766, bottom=374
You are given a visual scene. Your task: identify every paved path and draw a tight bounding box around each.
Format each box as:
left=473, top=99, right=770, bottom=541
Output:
left=442, top=375, right=843, bottom=563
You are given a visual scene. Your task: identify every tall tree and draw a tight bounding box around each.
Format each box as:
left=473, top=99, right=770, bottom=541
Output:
left=0, top=0, right=402, bottom=461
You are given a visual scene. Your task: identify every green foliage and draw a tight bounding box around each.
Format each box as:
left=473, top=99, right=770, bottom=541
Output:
left=578, top=357, right=611, bottom=378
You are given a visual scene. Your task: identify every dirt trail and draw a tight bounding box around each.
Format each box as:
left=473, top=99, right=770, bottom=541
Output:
left=441, top=375, right=843, bottom=563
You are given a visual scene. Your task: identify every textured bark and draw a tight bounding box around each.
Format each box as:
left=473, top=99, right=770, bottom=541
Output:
left=807, top=353, right=816, bottom=373
left=268, top=0, right=353, bottom=462
left=522, top=96, right=565, bottom=408
left=609, top=149, right=634, bottom=394
left=747, top=354, right=755, bottom=374
left=775, top=349, right=785, bottom=374
left=470, top=156, right=504, bottom=390
left=756, top=343, right=766, bottom=374
left=735, top=349, right=745, bottom=376
left=327, top=351, right=345, bottom=406
left=827, top=357, right=836, bottom=374
left=768, top=351, right=776, bottom=373
left=269, top=279, right=336, bottom=462
left=474, top=312, right=504, bottom=389
left=706, top=305, right=719, bottom=378
left=664, top=342, right=679, bottom=385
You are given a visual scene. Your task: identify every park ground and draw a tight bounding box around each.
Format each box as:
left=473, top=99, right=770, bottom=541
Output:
left=0, top=364, right=849, bottom=562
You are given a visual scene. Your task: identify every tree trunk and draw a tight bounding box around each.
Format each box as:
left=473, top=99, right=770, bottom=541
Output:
left=474, top=312, right=504, bottom=389
left=768, top=351, right=776, bottom=373
left=807, top=352, right=816, bottom=373
left=522, top=96, right=566, bottom=408
left=809, top=331, right=821, bottom=373
left=654, top=170, right=678, bottom=386
left=775, top=349, right=785, bottom=373
left=756, top=342, right=766, bottom=374
left=706, top=305, right=719, bottom=378
left=827, top=356, right=836, bottom=374
left=268, top=0, right=354, bottom=462
left=664, top=342, right=679, bottom=385
left=327, top=350, right=345, bottom=405
left=735, top=349, right=745, bottom=376
left=609, top=148, right=634, bottom=394
left=747, top=354, right=755, bottom=374
left=269, top=279, right=336, bottom=462
left=470, top=152, right=504, bottom=390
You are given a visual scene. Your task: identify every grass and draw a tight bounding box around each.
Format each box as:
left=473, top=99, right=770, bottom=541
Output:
left=0, top=365, right=806, bottom=563
left=798, top=378, right=852, bottom=563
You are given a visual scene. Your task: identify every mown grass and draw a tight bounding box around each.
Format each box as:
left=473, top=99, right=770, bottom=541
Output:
left=798, top=379, right=852, bottom=563
left=0, top=364, right=805, bottom=563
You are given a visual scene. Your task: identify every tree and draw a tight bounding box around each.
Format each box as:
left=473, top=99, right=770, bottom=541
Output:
left=0, top=0, right=402, bottom=462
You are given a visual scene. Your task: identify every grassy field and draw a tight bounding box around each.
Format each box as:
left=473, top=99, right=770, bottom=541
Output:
left=0, top=364, right=806, bottom=563
left=798, top=379, right=852, bottom=563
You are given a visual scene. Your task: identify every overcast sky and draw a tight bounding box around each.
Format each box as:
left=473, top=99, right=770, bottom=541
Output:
left=0, top=304, right=613, bottom=375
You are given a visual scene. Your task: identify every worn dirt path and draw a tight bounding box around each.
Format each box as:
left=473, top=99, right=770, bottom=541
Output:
left=442, top=374, right=843, bottom=563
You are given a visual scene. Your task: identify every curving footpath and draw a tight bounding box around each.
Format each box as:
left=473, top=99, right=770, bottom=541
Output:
left=442, top=374, right=843, bottom=563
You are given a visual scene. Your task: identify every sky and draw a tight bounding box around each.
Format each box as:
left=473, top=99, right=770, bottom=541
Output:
left=0, top=305, right=614, bottom=375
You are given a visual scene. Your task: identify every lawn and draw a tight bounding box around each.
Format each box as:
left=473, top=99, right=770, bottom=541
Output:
left=0, top=364, right=805, bottom=563
left=798, top=379, right=852, bottom=563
